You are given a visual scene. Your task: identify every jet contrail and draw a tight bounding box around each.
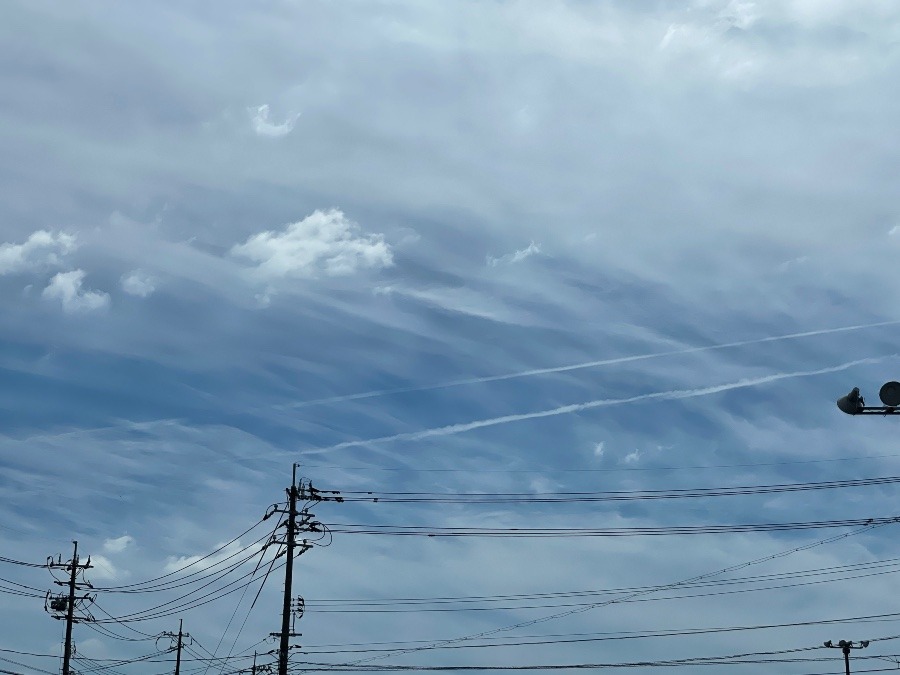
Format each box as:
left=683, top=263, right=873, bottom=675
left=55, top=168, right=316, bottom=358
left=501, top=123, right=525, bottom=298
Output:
left=277, top=319, right=900, bottom=410
left=306, top=356, right=892, bottom=455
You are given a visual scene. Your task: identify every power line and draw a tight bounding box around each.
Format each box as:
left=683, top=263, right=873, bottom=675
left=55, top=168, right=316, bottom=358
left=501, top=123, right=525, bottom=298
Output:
left=325, top=516, right=900, bottom=537
left=307, top=555, right=900, bottom=606
left=338, top=475, right=900, bottom=504
left=337, top=520, right=890, bottom=665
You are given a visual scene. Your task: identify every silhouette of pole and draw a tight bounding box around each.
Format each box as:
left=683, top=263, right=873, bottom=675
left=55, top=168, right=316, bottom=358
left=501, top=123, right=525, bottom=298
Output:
left=825, top=639, right=869, bottom=675
left=174, top=619, right=183, bottom=675
left=62, top=541, right=79, bottom=675
left=278, top=464, right=298, bottom=675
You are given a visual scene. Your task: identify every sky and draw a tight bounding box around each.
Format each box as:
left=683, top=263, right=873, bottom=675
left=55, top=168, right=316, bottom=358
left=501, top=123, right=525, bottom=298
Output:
left=3, top=1, right=900, bottom=674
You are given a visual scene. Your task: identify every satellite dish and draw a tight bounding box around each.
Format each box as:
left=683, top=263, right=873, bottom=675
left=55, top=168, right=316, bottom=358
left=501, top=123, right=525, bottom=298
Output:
left=837, top=387, right=863, bottom=415
left=880, top=381, right=900, bottom=407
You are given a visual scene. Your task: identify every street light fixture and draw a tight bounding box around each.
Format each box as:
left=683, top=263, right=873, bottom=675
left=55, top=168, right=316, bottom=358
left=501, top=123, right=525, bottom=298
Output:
left=824, top=639, right=869, bottom=675
left=837, top=382, right=900, bottom=415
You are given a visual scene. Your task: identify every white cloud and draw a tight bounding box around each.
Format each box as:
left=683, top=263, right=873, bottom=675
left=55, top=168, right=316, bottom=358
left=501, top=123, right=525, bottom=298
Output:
left=164, top=540, right=261, bottom=574
left=42, top=270, right=110, bottom=313
left=103, top=535, right=134, bottom=553
left=0, top=230, right=77, bottom=275
left=487, top=241, right=541, bottom=267
left=231, top=209, right=394, bottom=279
left=121, top=270, right=156, bottom=297
left=622, top=449, right=641, bottom=464
left=889, top=225, right=900, bottom=236
left=251, top=104, right=300, bottom=138
left=593, top=441, right=605, bottom=457
left=89, top=554, right=122, bottom=581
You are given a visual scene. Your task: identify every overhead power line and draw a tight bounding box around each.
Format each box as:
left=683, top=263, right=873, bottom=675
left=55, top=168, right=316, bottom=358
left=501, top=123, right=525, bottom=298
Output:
left=339, top=475, right=900, bottom=504
left=325, top=516, right=900, bottom=537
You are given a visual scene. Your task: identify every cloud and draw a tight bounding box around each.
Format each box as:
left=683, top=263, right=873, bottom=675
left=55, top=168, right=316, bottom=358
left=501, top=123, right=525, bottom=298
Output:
left=42, top=270, right=110, bottom=313
left=163, top=539, right=261, bottom=574
left=103, top=535, right=134, bottom=553
left=487, top=241, right=541, bottom=267
left=622, top=449, right=641, bottom=464
left=251, top=104, right=300, bottom=138
left=593, top=441, right=605, bottom=457
left=310, top=356, right=887, bottom=454
left=231, top=209, right=394, bottom=280
left=121, top=270, right=156, bottom=297
left=0, top=230, right=77, bottom=275
left=89, top=554, right=123, bottom=581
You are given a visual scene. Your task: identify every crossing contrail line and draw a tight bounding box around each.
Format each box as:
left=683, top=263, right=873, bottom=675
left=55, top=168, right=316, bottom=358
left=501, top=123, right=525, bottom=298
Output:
left=277, top=319, right=900, bottom=410
left=306, top=356, right=893, bottom=455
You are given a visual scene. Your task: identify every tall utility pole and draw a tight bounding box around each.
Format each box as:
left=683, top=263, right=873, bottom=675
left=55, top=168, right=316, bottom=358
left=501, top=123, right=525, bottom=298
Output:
left=270, top=464, right=343, bottom=675
left=278, top=463, right=299, bottom=675
left=174, top=619, right=185, bottom=675
left=159, top=620, right=190, bottom=675
left=825, top=639, right=870, bottom=675
left=46, top=541, right=93, bottom=675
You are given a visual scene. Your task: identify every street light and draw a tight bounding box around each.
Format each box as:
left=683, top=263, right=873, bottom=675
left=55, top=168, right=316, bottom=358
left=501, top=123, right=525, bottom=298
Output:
left=837, top=382, right=900, bottom=415
left=824, top=639, right=869, bottom=675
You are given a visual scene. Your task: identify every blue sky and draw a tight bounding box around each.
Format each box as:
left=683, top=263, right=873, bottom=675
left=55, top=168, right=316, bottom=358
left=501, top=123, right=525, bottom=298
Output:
left=3, top=1, right=900, bottom=674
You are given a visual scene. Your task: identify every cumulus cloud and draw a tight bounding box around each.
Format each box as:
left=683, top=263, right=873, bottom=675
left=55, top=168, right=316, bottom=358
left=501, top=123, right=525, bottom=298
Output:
left=103, top=535, right=134, bottom=553
left=487, top=241, right=541, bottom=267
left=251, top=104, right=300, bottom=138
left=90, top=554, right=123, bottom=581
left=164, top=540, right=261, bottom=574
left=231, top=209, right=394, bottom=280
left=0, top=230, right=77, bottom=275
left=121, top=270, right=156, bottom=297
left=42, top=270, right=110, bottom=313
left=593, top=441, right=605, bottom=457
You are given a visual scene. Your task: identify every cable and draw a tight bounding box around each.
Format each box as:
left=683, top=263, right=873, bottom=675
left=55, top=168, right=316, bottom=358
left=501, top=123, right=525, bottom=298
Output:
left=94, top=515, right=272, bottom=592
left=303, top=560, right=900, bottom=614
left=301, top=609, right=900, bottom=653
left=338, top=519, right=892, bottom=665
left=286, top=646, right=825, bottom=670
left=308, top=555, right=900, bottom=605
left=92, top=519, right=276, bottom=594
left=325, top=516, right=900, bottom=537
left=0, top=556, right=46, bottom=568
left=339, top=475, right=900, bottom=503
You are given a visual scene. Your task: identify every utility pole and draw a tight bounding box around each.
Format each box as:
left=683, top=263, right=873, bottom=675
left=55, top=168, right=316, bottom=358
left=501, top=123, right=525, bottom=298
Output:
left=175, top=619, right=185, bottom=675
left=159, top=619, right=190, bottom=675
left=46, top=541, right=93, bottom=675
left=278, top=463, right=298, bottom=675
left=269, top=464, right=343, bottom=675
left=825, top=639, right=870, bottom=675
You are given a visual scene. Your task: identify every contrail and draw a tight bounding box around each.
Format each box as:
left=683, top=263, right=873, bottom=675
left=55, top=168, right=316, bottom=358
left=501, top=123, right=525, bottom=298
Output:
left=277, top=319, right=900, bottom=410
left=306, top=356, right=892, bottom=455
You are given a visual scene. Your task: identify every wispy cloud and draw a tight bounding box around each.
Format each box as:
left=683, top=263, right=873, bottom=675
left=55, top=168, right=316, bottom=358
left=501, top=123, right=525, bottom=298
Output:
left=622, top=449, right=641, bottom=465
left=251, top=104, right=300, bottom=138
left=278, top=319, right=900, bottom=410
left=487, top=241, right=541, bottom=267
left=121, top=270, right=156, bottom=297
left=41, top=270, right=110, bottom=313
left=309, top=357, right=890, bottom=454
